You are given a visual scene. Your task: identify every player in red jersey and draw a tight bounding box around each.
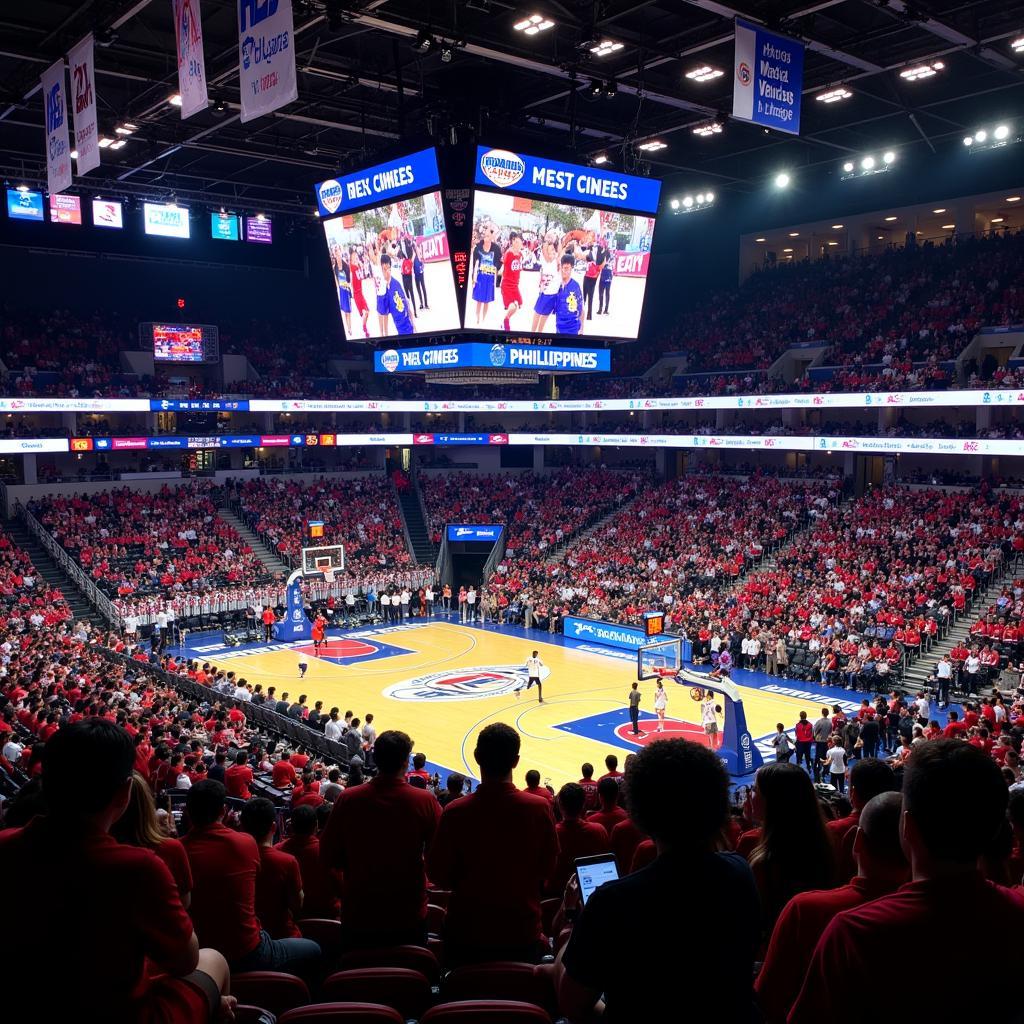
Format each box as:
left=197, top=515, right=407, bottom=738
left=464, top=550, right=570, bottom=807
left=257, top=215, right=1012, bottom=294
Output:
left=348, top=248, right=371, bottom=338
left=501, top=232, right=524, bottom=331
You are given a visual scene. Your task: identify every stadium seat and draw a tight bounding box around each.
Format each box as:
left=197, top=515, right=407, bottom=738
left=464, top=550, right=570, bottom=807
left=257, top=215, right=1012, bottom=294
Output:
left=278, top=1005, right=404, bottom=1024
left=425, top=903, right=446, bottom=934
left=419, top=999, right=553, bottom=1023
left=232, top=972, right=311, bottom=1016
left=444, top=962, right=557, bottom=1015
left=235, top=1005, right=278, bottom=1024
left=336, top=944, right=440, bottom=983
left=298, top=918, right=344, bottom=961
left=426, top=889, right=451, bottom=908
left=320, top=968, right=432, bottom=1019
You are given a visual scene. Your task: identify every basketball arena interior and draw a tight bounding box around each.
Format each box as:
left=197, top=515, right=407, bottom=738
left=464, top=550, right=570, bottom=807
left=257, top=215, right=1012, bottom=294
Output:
left=2, top=1, right=1024, bottom=1021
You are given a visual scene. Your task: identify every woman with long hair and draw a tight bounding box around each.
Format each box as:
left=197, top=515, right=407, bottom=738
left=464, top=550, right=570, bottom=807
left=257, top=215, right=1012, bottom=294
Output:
left=747, top=762, right=834, bottom=935
left=110, top=771, right=192, bottom=907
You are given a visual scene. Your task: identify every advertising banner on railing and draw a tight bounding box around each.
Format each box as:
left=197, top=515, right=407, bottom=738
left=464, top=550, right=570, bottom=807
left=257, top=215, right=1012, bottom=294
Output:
left=563, top=615, right=651, bottom=651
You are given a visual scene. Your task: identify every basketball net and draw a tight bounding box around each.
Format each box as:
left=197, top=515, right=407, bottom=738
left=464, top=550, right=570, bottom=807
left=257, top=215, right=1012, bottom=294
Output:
left=323, top=568, right=336, bottom=585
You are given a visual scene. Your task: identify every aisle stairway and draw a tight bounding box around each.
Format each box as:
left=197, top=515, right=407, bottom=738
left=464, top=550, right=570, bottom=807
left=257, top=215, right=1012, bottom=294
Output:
left=546, top=492, right=644, bottom=565
left=216, top=508, right=291, bottom=577
left=397, top=483, right=437, bottom=565
left=6, top=518, right=107, bottom=628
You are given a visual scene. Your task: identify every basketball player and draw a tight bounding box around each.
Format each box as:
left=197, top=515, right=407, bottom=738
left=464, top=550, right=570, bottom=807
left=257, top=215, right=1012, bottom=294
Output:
left=516, top=649, right=545, bottom=703
left=554, top=254, right=584, bottom=336
left=530, top=232, right=561, bottom=333
left=701, top=694, right=721, bottom=750
left=500, top=231, right=524, bottom=331
left=311, top=612, right=327, bottom=657
left=348, top=246, right=371, bottom=338
left=367, top=240, right=390, bottom=336
left=654, top=678, right=667, bottom=732
left=470, top=223, right=501, bottom=325
left=332, top=247, right=352, bottom=336
left=379, top=253, right=416, bottom=336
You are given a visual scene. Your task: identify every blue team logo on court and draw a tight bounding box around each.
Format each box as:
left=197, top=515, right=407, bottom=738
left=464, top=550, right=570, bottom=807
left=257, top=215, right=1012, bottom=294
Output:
left=384, top=664, right=550, bottom=701
left=489, top=344, right=507, bottom=367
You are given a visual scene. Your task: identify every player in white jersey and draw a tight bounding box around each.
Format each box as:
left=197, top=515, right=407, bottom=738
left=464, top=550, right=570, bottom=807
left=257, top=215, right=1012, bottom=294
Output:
left=531, top=233, right=562, bottom=333
left=516, top=650, right=545, bottom=703
left=654, top=679, right=668, bottom=732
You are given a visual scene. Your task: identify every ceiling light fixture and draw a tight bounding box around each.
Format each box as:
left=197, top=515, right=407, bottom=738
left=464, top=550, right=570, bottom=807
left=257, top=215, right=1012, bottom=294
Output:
left=593, top=154, right=608, bottom=165
left=899, top=60, right=944, bottom=81
left=514, top=13, right=555, bottom=35
left=685, top=65, right=724, bottom=82
left=816, top=87, right=852, bottom=103
left=832, top=224, right=844, bottom=229
left=637, top=140, right=666, bottom=151
left=692, top=121, right=723, bottom=137
left=774, top=172, right=791, bottom=188
left=168, top=93, right=182, bottom=106
left=590, top=39, right=623, bottom=57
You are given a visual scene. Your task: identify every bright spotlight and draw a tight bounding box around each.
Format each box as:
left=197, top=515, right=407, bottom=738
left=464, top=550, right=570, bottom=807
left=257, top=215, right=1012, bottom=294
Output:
left=705, top=191, right=715, bottom=202
left=774, top=172, right=790, bottom=189
left=995, top=124, right=1010, bottom=140
left=975, top=130, right=987, bottom=142
left=843, top=161, right=854, bottom=173
left=883, top=151, right=895, bottom=164
left=682, top=196, right=694, bottom=208
left=670, top=198, right=680, bottom=210
left=696, top=193, right=705, bottom=204
left=963, top=136, right=974, bottom=146
left=861, top=155, right=875, bottom=170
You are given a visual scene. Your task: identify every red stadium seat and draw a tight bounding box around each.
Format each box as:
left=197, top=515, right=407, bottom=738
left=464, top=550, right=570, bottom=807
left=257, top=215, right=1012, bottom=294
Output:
left=279, top=1005, right=404, bottom=1024
left=420, top=1000, right=553, bottom=1023
left=336, top=944, right=440, bottom=983
left=426, top=889, right=451, bottom=909
left=234, top=1006, right=278, bottom=1024
left=232, top=972, right=311, bottom=1016
left=321, top=968, right=432, bottom=1019
left=425, top=903, right=446, bottom=934
left=444, top=962, right=557, bottom=1015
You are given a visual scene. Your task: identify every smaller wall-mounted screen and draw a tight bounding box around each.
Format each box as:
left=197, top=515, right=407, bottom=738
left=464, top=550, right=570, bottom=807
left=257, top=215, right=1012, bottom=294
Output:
left=245, top=216, right=273, bottom=243
left=143, top=202, right=190, bottom=239
left=92, top=199, right=124, bottom=229
left=49, top=193, right=82, bottom=225
left=148, top=323, right=219, bottom=363
left=6, top=189, right=44, bottom=221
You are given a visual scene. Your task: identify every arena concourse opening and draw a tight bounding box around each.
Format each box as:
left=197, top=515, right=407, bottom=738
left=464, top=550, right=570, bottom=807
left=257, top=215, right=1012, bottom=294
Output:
left=2, top=2, right=1024, bottom=1021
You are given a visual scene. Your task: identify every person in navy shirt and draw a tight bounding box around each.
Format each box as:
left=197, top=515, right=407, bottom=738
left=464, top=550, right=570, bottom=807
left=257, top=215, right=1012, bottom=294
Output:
left=379, top=253, right=415, bottom=335
left=554, top=254, right=583, bottom=335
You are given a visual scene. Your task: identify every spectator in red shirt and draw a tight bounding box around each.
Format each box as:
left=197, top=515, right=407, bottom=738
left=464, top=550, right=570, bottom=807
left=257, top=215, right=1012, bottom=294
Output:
left=182, top=779, right=321, bottom=977
left=791, top=741, right=1024, bottom=1023
left=407, top=750, right=431, bottom=784
left=824, top=759, right=897, bottom=883
left=0, top=719, right=231, bottom=1023
left=225, top=749, right=253, bottom=800
left=321, top=729, right=442, bottom=948
left=240, top=798, right=303, bottom=940
left=578, top=762, right=599, bottom=812
left=427, top=722, right=558, bottom=965
left=610, top=816, right=647, bottom=874
left=271, top=751, right=297, bottom=789
left=589, top=776, right=628, bottom=834
left=550, top=782, right=612, bottom=895
left=598, top=753, right=622, bottom=781
left=524, top=769, right=555, bottom=803
left=756, top=792, right=908, bottom=1022
left=942, top=710, right=967, bottom=739
left=277, top=804, right=339, bottom=919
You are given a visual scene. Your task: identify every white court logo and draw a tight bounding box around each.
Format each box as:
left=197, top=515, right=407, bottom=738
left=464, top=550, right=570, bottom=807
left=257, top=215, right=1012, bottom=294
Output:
left=384, top=664, right=550, bottom=701
left=479, top=149, right=525, bottom=188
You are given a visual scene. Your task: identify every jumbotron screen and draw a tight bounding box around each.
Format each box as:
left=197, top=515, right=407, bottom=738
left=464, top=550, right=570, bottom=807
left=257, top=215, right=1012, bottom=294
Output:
left=466, top=147, right=661, bottom=340
left=315, top=149, right=460, bottom=342
left=150, top=323, right=218, bottom=363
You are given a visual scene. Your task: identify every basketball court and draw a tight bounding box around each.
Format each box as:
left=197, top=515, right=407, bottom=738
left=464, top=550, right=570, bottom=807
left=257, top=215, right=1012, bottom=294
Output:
left=182, top=615, right=889, bottom=783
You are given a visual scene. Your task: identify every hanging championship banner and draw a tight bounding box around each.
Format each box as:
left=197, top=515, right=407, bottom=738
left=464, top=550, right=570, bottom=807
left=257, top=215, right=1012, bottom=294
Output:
left=40, top=59, right=72, bottom=195
left=732, top=18, right=804, bottom=136
left=173, top=0, right=209, bottom=118
left=237, top=0, right=297, bottom=123
left=68, top=35, right=99, bottom=174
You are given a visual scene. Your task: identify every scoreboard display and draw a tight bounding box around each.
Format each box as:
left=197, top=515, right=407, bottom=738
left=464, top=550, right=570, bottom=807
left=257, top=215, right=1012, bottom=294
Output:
left=643, top=610, right=665, bottom=637
left=142, top=323, right=220, bottom=364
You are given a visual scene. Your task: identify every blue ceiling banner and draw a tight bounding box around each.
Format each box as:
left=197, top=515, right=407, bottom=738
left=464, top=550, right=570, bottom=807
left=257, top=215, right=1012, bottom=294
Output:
left=474, top=146, right=661, bottom=214
left=447, top=524, right=504, bottom=542
left=373, top=342, right=611, bottom=374
left=314, top=148, right=441, bottom=217
left=732, top=18, right=804, bottom=136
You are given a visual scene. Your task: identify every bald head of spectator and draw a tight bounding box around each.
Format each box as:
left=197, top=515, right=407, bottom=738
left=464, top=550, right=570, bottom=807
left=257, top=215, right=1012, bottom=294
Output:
left=852, top=792, right=909, bottom=882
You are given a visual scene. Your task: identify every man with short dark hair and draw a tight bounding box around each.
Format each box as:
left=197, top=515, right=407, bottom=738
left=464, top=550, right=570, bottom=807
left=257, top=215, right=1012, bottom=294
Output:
left=277, top=804, right=338, bottom=918
left=322, top=730, right=441, bottom=948
left=550, top=782, right=612, bottom=894
left=589, top=776, right=627, bottom=834
left=599, top=753, right=622, bottom=781
left=825, top=758, right=897, bottom=881
left=226, top=748, right=253, bottom=800
left=427, top=722, right=557, bottom=964
left=524, top=768, right=554, bottom=803
left=578, top=762, right=599, bottom=812
left=558, top=739, right=760, bottom=1022
left=756, top=792, right=908, bottom=1022
left=182, top=779, right=320, bottom=977
left=0, top=720, right=232, bottom=1021
left=240, top=798, right=303, bottom=940
left=790, top=741, right=1024, bottom=1022
left=438, top=773, right=466, bottom=807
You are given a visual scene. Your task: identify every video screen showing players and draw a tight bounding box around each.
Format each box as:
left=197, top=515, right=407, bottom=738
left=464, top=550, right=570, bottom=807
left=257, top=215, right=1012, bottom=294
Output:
left=466, top=191, right=656, bottom=340
left=321, top=189, right=461, bottom=341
